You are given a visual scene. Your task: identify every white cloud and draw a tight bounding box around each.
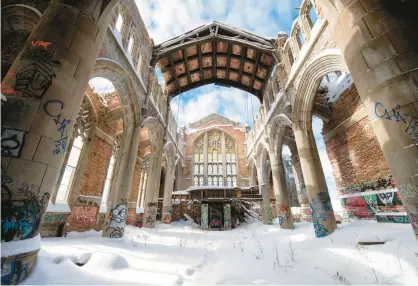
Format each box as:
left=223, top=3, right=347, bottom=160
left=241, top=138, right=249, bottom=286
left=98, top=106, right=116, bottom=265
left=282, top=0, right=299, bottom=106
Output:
left=88, top=77, right=115, bottom=94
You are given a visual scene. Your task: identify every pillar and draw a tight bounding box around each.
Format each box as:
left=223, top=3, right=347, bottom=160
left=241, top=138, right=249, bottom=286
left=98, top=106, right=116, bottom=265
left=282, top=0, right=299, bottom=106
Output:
left=1, top=1, right=114, bottom=284
left=294, top=124, right=336, bottom=237
left=269, top=152, right=294, bottom=229
left=256, top=164, right=272, bottom=224
left=290, top=149, right=312, bottom=222
left=201, top=204, right=209, bottom=230
left=162, top=168, right=175, bottom=224
left=223, top=203, right=232, bottom=230
left=143, top=148, right=163, bottom=228
left=102, top=125, right=141, bottom=238
left=321, top=0, right=418, bottom=238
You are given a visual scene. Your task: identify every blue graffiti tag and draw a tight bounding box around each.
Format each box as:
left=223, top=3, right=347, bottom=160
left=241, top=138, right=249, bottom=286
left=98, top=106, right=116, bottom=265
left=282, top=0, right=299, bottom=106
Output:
left=374, top=102, right=418, bottom=143
left=43, top=100, right=70, bottom=156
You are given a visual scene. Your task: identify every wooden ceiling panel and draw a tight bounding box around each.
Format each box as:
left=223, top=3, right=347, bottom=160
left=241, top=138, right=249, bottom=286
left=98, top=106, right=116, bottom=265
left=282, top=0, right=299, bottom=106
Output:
left=232, top=44, right=242, bottom=55
left=217, top=56, right=227, bottom=67
left=253, top=80, right=263, bottom=90
left=203, top=70, right=213, bottom=79
left=166, top=82, right=177, bottom=94
left=191, top=72, right=201, bottom=82
left=172, top=50, right=183, bottom=61
left=201, top=42, right=212, bottom=54
left=229, top=71, right=239, bottom=81
left=216, top=70, right=226, bottom=79
left=202, top=56, right=213, bottom=68
left=175, top=62, right=186, bottom=76
left=179, top=76, right=188, bottom=87
left=186, top=45, right=198, bottom=57
left=188, top=58, right=199, bottom=71
left=243, top=61, right=255, bottom=74
left=260, top=54, right=273, bottom=65
left=246, top=49, right=256, bottom=60
left=217, top=42, right=228, bottom=53
left=230, top=58, right=241, bottom=70
left=256, top=67, right=267, bottom=79
left=241, top=75, right=251, bottom=86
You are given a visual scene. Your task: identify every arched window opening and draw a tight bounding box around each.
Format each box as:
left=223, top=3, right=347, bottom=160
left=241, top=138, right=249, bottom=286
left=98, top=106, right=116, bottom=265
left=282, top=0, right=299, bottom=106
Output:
left=101, top=154, right=115, bottom=206
left=308, top=3, right=318, bottom=27
left=56, top=136, right=84, bottom=203
left=127, top=35, right=134, bottom=55
left=115, top=13, right=124, bottom=33
left=288, top=48, right=294, bottom=66
left=296, top=26, right=304, bottom=48
left=192, top=130, right=237, bottom=187
left=137, top=158, right=149, bottom=209
left=101, top=137, right=120, bottom=206
left=137, top=51, right=143, bottom=75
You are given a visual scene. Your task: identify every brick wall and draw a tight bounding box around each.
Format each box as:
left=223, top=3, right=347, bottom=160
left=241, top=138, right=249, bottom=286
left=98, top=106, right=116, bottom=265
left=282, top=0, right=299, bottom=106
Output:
left=323, top=85, right=390, bottom=189
left=184, top=124, right=248, bottom=188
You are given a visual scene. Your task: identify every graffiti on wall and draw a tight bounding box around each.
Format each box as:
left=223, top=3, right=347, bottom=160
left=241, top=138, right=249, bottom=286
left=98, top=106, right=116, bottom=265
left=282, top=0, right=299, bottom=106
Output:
left=76, top=196, right=100, bottom=207
left=1, top=128, right=26, bottom=157
left=162, top=206, right=172, bottom=224
left=223, top=204, right=231, bottom=230
left=374, top=102, right=418, bottom=144
left=310, top=191, right=334, bottom=238
left=106, top=201, right=127, bottom=238
left=340, top=190, right=407, bottom=222
left=31, top=41, right=51, bottom=50
left=15, top=47, right=58, bottom=99
left=43, top=213, right=66, bottom=224
left=1, top=249, right=38, bottom=285
left=1, top=71, right=17, bottom=96
left=339, top=175, right=395, bottom=196
left=1, top=175, right=50, bottom=242
left=277, top=204, right=290, bottom=226
left=201, top=204, right=208, bottom=229
left=144, top=202, right=157, bottom=227
left=43, top=100, right=71, bottom=156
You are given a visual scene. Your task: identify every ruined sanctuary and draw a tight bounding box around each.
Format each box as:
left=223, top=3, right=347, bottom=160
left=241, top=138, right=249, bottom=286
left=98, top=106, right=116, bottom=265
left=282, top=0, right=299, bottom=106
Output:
left=1, top=0, right=418, bottom=284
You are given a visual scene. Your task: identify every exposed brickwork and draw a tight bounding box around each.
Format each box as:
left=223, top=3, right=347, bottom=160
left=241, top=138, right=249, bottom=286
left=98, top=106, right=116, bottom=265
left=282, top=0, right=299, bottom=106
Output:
left=129, top=162, right=141, bottom=202
left=79, top=135, right=112, bottom=197
left=322, top=85, right=390, bottom=189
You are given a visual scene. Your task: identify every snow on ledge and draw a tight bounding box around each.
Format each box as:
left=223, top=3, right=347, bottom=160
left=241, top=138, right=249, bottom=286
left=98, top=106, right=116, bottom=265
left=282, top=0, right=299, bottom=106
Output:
left=1, top=234, right=41, bottom=257
left=136, top=207, right=144, bottom=214
left=375, top=212, right=407, bottom=216
left=99, top=205, right=108, bottom=214
left=46, top=201, right=71, bottom=213
left=172, top=190, right=188, bottom=195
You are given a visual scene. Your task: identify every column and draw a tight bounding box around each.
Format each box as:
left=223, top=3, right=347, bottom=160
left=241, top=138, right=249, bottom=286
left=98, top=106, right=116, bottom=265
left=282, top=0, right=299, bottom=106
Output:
left=201, top=204, right=209, bottom=230
left=162, top=168, right=175, bottom=224
left=1, top=1, right=114, bottom=284
left=102, top=125, right=141, bottom=238
left=142, top=148, right=163, bottom=228
left=223, top=203, right=232, bottom=230
left=269, top=152, right=294, bottom=229
left=321, top=0, right=418, bottom=238
left=256, top=164, right=272, bottom=225
left=294, top=123, right=336, bottom=237
left=290, top=149, right=312, bottom=222
left=203, top=132, right=208, bottom=184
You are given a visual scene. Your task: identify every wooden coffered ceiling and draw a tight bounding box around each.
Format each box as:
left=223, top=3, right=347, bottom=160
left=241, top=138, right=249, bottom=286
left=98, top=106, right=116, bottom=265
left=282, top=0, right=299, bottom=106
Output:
left=151, top=21, right=277, bottom=102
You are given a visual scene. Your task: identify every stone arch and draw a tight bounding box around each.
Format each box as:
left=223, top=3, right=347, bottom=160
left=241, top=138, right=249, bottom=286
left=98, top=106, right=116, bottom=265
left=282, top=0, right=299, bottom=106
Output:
left=292, top=49, right=349, bottom=131
left=164, top=142, right=176, bottom=170
left=141, top=116, right=163, bottom=150
left=255, top=141, right=270, bottom=181
left=1, top=4, right=41, bottom=80
left=247, top=157, right=258, bottom=186
left=92, top=58, right=142, bottom=127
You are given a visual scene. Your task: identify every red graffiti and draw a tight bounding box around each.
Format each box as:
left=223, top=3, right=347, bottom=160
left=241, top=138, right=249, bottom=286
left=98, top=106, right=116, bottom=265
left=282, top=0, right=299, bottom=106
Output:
left=1, top=71, right=16, bottom=96
left=31, top=41, right=52, bottom=50
left=278, top=204, right=289, bottom=213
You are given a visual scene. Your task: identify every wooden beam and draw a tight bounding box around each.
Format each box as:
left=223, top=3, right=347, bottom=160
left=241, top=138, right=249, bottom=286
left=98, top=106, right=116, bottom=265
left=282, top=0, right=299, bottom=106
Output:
left=182, top=48, right=192, bottom=84
left=197, top=43, right=203, bottom=81
left=212, top=38, right=216, bottom=80
left=168, top=55, right=181, bottom=93
left=225, top=43, right=232, bottom=81
left=238, top=46, right=247, bottom=83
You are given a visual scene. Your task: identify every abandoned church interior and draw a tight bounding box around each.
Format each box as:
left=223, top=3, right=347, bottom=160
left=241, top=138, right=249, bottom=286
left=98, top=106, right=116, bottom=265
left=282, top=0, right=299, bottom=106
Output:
left=1, top=0, right=418, bottom=284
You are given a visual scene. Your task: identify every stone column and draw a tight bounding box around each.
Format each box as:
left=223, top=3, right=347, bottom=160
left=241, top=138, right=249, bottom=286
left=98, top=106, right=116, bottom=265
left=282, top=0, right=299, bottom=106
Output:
left=256, top=164, right=272, bottom=224
left=201, top=204, right=209, bottom=230
left=294, top=123, right=336, bottom=237
left=203, top=132, right=208, bottom=184
left=1, top=1, right=114, bottom=284
left=269, top=152, right=294, bottom=229
left=221, top=132, right=226, bottom=185
left=143, top=148, right=163, bottom=228
left=162, top=168, right=175, bottom=224
left=321, top=0, right=418, bottom=238
left=102, top=125, right=141, bottom=238
left=290, top=149, right=311, bottom=222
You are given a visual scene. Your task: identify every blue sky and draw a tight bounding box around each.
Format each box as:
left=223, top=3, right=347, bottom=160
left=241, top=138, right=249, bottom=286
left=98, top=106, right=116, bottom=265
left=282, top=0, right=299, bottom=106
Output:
left=129, top=0, right=339, bottom=207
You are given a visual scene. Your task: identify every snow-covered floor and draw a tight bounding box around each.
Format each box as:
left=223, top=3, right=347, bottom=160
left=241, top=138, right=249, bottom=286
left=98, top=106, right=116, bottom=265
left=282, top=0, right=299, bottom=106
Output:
left=24, top=220, right=418, bottom=285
